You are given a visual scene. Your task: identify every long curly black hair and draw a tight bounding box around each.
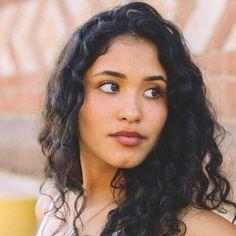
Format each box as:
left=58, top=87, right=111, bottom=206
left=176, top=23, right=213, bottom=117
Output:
left=38, top=2, right=236, bottom=235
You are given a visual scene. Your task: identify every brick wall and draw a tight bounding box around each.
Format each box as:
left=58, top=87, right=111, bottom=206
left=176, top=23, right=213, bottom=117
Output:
left=0, top=0, right=235, bottom=196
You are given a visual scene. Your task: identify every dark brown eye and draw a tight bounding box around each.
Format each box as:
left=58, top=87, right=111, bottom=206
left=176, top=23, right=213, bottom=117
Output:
left=144, top=87, right=162, bottom=98
left=99, top=82, right=119, bottom=93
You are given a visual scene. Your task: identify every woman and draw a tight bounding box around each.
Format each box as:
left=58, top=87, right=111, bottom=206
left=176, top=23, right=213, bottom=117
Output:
left=36, top=2, right=236, bottom=236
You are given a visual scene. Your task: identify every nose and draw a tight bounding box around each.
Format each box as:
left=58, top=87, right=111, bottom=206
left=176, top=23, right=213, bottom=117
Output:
left=117, top=92, right=143, bottom=123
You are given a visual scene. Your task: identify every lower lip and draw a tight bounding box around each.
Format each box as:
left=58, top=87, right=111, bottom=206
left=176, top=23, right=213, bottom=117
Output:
left=111, top=136, right=143, bottom=146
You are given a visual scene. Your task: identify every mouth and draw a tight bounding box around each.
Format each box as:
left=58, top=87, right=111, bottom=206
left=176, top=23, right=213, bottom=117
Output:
left=109, top=130, right=145, bottom=146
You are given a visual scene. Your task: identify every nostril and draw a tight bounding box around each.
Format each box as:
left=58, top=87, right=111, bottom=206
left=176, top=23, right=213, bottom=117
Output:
left=118, top=108, right=142, bottom=123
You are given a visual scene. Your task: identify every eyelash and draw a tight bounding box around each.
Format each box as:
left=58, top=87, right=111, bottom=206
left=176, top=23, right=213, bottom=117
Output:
left=99, top=80, right=119, bottom=93
left=98, top=80, right=164, bottom=99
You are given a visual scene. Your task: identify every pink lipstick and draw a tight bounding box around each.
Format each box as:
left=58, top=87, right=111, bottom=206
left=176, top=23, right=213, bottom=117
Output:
left=109, top=130, right=145, bottom=146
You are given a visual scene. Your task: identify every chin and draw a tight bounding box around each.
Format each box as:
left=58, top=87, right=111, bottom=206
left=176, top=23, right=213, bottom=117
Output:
left=112, top=158, right=144, bottom=169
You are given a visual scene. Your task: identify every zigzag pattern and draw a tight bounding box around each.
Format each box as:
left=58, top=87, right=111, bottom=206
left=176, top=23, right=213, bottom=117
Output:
left=0, top=0, right=235, bottom=77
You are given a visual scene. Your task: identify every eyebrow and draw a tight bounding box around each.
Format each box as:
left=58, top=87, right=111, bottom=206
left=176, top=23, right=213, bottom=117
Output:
left=92, top=70, right=167, bottom=83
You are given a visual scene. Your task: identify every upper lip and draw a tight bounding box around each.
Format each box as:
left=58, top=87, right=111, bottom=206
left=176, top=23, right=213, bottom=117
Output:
left=110, top=130, right=145, bottom=139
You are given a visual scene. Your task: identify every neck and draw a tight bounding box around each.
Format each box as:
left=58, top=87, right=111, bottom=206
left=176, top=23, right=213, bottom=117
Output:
left=80, top=153, right=123, bottom=206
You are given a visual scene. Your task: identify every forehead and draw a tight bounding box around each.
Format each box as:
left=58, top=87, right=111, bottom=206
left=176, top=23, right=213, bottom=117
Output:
left=85, top=35, right=166, bottom=78
left=111, top=34, right=156, bottom=48
left=105, top=35, right=158, bottom=59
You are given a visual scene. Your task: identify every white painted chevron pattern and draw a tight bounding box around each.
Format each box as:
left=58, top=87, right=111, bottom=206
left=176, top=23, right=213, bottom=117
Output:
left=36, top=0, right=67, bottom=67
left=183, top=0, right=229, bottom=54
left=224, top=25, right=236, bottom=52
left=11, top=1, right=40, bottom=73
left=0, top=4, right=17, bottom=77
left=0, top=0, right=235, bottom=77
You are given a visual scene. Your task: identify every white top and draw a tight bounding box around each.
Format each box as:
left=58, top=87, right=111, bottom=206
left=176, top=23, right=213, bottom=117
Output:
left=35, top=192, right=62, bottom=236
left=35, top=192, right=121, bottom=236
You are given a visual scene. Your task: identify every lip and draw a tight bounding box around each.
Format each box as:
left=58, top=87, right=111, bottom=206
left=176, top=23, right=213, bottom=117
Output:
left=109, top=130, right=145, bottom=146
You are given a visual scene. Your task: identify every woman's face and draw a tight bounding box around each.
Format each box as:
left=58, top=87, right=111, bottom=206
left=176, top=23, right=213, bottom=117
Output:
left=78, top=36, right=168, bottom=169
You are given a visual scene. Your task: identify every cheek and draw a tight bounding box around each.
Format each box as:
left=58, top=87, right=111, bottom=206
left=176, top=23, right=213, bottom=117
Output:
left=79, top=93, right=114, bottom=129
left=145, top=104, right=168, bottom=134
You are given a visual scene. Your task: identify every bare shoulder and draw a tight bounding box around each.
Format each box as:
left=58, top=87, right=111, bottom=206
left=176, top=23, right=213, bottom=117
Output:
left=35, top=181, right=59, bottom=224
left=180, top=206, right=236, bottom=236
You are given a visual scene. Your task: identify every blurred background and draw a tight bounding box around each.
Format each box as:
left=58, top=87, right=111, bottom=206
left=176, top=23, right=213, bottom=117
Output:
left=0, top=0, right=235, bottom=235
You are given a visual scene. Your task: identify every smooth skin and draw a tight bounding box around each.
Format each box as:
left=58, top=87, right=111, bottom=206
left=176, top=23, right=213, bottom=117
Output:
left=36, top=36, right=236, bottom=235
left=78, top=35, right=168, bottom=206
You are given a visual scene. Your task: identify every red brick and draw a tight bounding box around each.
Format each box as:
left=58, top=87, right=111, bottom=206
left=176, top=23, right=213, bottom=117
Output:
left=194, top=52, right=227, bottom=75
left=225, top=80, right=236, bottom=116
left=0, top=85, right=42, bottom=115
left=203, top=77, right=231, bottom=118
left=0, top=74, right=47, bottom=116
left=175, top=0, right=196, bottom=29
left=208, top=1, right=236, bottom=50
left=226, top=52, right=236, bottom=75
